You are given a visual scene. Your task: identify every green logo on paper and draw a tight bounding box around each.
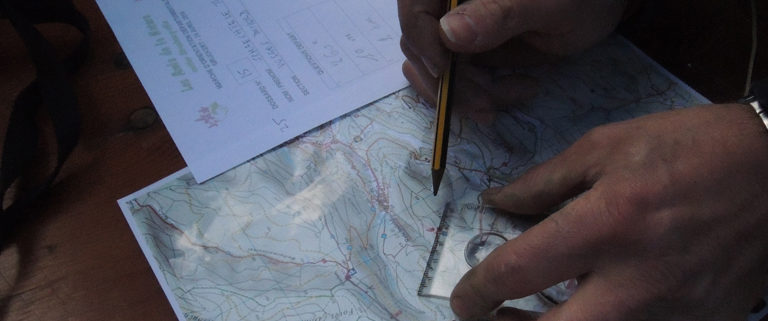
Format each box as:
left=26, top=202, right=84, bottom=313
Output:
left=196, top=102, right=228, bottom=128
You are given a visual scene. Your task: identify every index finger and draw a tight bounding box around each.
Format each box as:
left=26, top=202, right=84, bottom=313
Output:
left=398, top=0, right=450, bottom=77
left=450, top=195, right=609, bottom=320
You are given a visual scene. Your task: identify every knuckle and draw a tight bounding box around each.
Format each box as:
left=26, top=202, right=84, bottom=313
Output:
left=579, top=123, right=618, bottom=147
left=598, top=172, right=669, bottom=230
left=609, top=184, right=656, bottom=217
left=469, top=0, right=517, bottom=45
left=597, top=189, right=645, bottom=231
left=476, top=0, right=517, bottom=26
left=399, top=22, right=417, bottom=43
left=494, top=253, right=524, bottom=278
left=399, top=36, right=418, bottom=61
left=477, top=0, right=508, bottom=19
left=397, top=7, right=424, bottom=36
left=399, top=36, right=408, bottom=53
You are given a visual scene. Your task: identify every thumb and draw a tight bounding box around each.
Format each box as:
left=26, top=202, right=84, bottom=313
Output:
left=440, top=0, right=544, bottom=52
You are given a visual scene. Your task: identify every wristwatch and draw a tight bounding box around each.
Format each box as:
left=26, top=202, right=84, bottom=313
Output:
left=740, top=78, right=768, bottom=132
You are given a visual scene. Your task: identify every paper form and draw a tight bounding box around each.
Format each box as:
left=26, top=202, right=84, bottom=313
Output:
left=97, top=0, right=407, bottom=182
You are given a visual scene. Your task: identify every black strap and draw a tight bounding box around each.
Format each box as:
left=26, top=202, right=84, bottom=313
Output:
left=0, top=0, right=90, bottom=251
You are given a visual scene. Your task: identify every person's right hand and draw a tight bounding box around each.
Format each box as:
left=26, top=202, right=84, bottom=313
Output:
left=397, top=0, right=633, bottom=120
left=450, top=104, right=768, bottom=321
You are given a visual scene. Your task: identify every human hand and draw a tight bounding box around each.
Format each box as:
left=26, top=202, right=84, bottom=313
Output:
left=398, top=0, right=631, bottom=119
left=451, top=104, right=768, bottom=320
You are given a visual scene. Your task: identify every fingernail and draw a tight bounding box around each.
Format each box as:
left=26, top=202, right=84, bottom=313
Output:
left=440, top=11, right=479, bottom=46
left=421, top=56, right=441, bottom=78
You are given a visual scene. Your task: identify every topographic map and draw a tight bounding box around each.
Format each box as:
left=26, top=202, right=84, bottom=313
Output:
left=119, top=35, right=708, bottom=321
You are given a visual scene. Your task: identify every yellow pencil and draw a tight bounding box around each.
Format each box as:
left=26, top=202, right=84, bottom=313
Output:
left=432, top=0, right=459, bottom=196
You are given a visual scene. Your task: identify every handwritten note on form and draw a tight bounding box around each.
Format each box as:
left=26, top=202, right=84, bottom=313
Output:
left=97, top=0, right=407, bottom=182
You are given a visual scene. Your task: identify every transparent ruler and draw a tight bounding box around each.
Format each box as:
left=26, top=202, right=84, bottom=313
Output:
left=417, top=202, right=574, bottom=312
left=417, top=203, right=768, bottom=319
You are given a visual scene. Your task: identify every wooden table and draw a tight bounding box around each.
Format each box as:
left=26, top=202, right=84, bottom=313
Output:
left=0, top=0, right=765, bottom=320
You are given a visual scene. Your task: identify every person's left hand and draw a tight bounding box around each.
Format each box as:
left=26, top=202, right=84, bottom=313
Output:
left=451, top=104, right=768, bottom=320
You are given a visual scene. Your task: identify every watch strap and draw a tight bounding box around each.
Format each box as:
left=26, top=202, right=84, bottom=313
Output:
left=740, top=78, right=768, bottom=132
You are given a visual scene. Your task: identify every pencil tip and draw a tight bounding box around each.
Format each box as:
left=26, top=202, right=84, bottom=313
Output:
left=432, top=169, right=443, bottom=196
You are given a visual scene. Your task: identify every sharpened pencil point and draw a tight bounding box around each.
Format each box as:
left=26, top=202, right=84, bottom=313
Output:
left=432, top=169, right=444, bottom=196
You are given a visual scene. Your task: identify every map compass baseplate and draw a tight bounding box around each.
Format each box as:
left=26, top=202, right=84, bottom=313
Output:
left=417, top=203, right=575, bottom=311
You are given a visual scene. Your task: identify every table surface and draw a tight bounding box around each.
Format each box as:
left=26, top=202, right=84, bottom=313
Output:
left=0, top=0, right=766, bottom=320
